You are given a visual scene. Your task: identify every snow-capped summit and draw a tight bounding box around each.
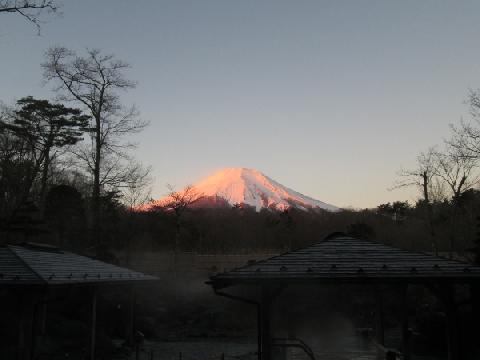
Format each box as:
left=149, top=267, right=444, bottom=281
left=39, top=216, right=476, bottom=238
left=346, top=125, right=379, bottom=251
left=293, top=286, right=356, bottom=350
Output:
left=144, top=167, right=339, bottom=212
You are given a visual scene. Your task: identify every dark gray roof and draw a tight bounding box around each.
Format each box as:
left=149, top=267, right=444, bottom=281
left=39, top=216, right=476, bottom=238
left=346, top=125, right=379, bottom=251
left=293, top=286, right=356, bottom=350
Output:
left=0, top=243, right=157, bottom=285
left=210, top=235, right=480, bottom=288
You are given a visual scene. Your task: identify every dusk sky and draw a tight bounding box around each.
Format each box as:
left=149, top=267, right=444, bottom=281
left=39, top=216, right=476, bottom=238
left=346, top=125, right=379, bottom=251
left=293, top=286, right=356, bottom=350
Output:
left=2, top=0, right=480, bottom=208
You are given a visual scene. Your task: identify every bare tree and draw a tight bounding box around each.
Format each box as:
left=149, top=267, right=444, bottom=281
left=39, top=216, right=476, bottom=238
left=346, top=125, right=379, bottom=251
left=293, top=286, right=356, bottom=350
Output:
left=42, top=47, right=148, bottom=246
left=154, top=185, right=201, bottom=256
left=0, top=0, right=59, bottom=32
left=123, top=179, right=151, bottom=211
left=393, top=147, right=439, bottom=204
left=105, top=157, right=152, bottom=209
left=432, top=147, right=479, bottom=201
left=450, top=90, right=480, bottom=160
left=393, top=148, right=444, bottom=254
left=433, top=144, right=479, bottom=257
left=395, top=142, right=480, bottom=256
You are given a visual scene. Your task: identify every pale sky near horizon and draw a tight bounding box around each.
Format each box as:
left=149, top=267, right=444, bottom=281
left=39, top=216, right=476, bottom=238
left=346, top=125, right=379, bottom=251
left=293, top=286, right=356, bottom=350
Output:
left=2, top=1, right=480, bottom=208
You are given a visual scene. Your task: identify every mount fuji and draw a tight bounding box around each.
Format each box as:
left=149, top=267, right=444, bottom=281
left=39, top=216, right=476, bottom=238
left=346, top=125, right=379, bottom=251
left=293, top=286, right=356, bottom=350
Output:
left=143, top=168, right=338, bottom=212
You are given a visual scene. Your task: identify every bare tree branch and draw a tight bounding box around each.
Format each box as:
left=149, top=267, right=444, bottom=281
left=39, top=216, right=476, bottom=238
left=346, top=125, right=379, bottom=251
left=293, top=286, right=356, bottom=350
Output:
left=392, top=147, right=439, bottom=203
left=0, top=0, right=60, bottom=33
left=42, top=46, right=148, bottom=247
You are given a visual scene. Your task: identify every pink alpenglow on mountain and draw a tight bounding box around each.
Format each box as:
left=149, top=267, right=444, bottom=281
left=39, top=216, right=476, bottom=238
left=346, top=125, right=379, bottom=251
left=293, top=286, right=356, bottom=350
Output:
left=142, top=168, right=339, bottom=212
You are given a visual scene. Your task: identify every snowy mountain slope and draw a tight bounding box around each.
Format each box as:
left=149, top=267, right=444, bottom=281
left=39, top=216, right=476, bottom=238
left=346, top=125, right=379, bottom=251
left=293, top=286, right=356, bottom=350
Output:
left=143, top=167, right=339, bottom=212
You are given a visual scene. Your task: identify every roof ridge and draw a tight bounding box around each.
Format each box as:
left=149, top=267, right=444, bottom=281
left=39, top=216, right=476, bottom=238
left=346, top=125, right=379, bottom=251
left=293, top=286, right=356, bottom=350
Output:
left=231, top=236, right=348, bottom=271
left=337, top=237, right=478, bottom=267
left=210, top=235, right=480, bottom=287
left=228, top=235, right=479, bottom=275
left=8, top=245, right=47, bottom=284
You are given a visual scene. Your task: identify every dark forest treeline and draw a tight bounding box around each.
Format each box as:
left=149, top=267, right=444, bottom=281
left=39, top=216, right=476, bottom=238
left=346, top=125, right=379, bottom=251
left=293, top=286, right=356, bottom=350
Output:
left=98, top=192, right=480, bottom=260
left=3, top=186, right=480, bottom=263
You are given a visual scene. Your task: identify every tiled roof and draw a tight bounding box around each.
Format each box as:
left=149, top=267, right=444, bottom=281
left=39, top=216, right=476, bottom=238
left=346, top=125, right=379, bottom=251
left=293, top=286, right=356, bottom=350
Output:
left=210, top=235, right=480, bottom=287
left=0, top=243, right=157, bottom=285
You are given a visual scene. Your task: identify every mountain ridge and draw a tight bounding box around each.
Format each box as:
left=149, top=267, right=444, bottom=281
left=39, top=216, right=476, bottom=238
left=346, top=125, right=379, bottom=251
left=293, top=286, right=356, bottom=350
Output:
left=143, top=167, right=339, bottom=212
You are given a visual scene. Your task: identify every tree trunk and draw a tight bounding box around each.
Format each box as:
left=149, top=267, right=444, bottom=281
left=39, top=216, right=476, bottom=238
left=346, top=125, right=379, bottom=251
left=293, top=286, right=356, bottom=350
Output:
left=174, top=214, right=181, bottom=275
left=39, top=151, right=50, bottom=209
left=422, top=171, right=429, bottom=204
left=92, top=114, right=102, bottom=251
left=449, top=199, right=459, bottom=259
left=421, top=171, right=438, bottom=255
